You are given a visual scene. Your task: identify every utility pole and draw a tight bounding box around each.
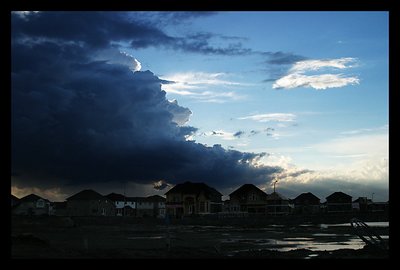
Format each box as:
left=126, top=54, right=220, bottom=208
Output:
left=273, top=180, right=278, bottom=216
left=123, top=182, right=126, bottom=217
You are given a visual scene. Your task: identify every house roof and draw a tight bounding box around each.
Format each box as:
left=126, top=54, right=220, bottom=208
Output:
left=326, top=191, right=352, bottom=201
left=66, top=189, right=105, bottom=201
left=106, top=193, right=126, bottom=202
left=353, top=197, right=372, bottom=203
left=147, top=195, right=166, bottom=202
left=20, top=194, right=49, bottom=202
left=165, top=181, right=222, bottom=198
left=229, top=184, right=267, bottom=198
left=266, top=192, right=288, bottom=201
left=293, top=192, right=320, bottom=203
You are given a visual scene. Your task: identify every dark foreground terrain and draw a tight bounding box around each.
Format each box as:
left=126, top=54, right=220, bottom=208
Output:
left=11, top=215, right=389, bottom=259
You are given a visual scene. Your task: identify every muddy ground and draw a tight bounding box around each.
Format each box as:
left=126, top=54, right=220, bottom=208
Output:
left=11, top=216, right=389, bottom=259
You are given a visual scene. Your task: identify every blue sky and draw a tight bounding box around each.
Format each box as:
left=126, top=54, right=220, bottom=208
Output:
left=11, top=11, right=388, bottom=202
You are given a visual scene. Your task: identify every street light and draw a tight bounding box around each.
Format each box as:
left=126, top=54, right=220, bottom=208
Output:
left=273, top=180, right=278, bottom=193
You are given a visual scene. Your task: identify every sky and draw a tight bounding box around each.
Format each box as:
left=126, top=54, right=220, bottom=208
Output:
left=11, top=11, right=389, bottom=202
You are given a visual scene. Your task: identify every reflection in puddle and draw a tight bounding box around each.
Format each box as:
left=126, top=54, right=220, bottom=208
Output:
left=305, top=253, right=319, bottom=259
left=128, top=236, right=164, bottom=240
left=218, top=222, right=388, bottom=255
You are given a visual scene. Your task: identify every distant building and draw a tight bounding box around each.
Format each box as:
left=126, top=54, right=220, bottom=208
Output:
left=147, top=195, right=166, bottom=218
left=52, top=201, right=68, bottom=216
left=132, top=197, right=154, bottom=217
left=66, top=189, right=115, bottom=216
left=106, top=193, right=136, bottom=216
left=370, top=201, right=389, bottom=213
left=326, top=191, right=352, bottom=213
left=12, top=194, right=51, bottom=216
left=165, top=181, right=223, bottom=217
left=352, top=197, right=371, bottom=212
left=293, top=192, right=320, bottom=214
left=266, top=192, right=292, bottom=215
left=228, top=184, right=268, bottom=214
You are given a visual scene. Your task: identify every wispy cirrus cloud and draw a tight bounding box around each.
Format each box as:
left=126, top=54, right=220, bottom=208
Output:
left=340, top=124, right=388, bottom=136
left=273, top=57, right=360, bottom=90
left=238, top=113, right=296, bottom=122
left=161, top=72, right=247, bottom=103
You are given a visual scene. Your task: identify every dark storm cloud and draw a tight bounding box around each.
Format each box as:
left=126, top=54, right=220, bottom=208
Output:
left=137, top=12, right=217, bottom=26
left=11, top=13, right=283, bottom=190
left=12, top=12, right=249, bottom=56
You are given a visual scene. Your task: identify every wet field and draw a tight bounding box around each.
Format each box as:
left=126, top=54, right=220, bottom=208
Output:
left=11, top=216, right=389, bottom=258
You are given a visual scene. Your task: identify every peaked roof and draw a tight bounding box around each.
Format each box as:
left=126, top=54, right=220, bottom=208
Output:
left=147, top=195, right=166, bottom=202
left=106, top=192, right=126, bottom=202
left=266, top=192, right=288, bottom=201
left=229, top=184, right=267, bottom=197
left=66, top=189, right=105, bottom=201
left=165, top=181, right=222, bottom=197
left=326, top=191, right=352, bottom=201
left=20, top=194, right=49, bottom=202
left=353, top=197, right=372, bottom=203
left=293, top=192, right=320, bottom=202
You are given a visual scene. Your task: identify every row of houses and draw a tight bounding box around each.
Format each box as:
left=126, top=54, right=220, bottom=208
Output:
left=11, top=182, right=388, bottom=218
left=11, top=190, right=166, bottom=218
left=164, top=182, right=388, bottom=217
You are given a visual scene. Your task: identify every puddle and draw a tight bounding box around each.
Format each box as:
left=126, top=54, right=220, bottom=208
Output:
left=127, top=236, right=164, bottom=240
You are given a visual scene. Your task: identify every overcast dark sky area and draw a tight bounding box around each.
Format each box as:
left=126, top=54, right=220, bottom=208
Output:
left=11, top=12, right=283, bottom=197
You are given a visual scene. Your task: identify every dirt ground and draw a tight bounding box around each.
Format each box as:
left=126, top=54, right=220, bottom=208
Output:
left=11, top=216, right=389, bottom=259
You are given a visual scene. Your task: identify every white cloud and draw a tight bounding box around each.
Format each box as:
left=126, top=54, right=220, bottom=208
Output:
left=94, top=49, right=141, bottom=72
left=239, top=113, right=296, bottom=122
left=160, top=72, right=247, bottom=103
left=273, top=73, right=359, bottom=90
left=273, top=57, right=359, bottom=90
left=289, top=58, right=357, bottom=73
left=258, top=149, right=388, bottom=201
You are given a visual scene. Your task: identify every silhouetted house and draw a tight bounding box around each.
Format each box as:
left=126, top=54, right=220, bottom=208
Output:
left=106, top=193, right=136, bottom=216
left=352, top=197, right=371, bottom=212
left=293, top=192, right=320, bottom=214
left=53, top=201, right=68, bottom=216
left=266, top=192, right=292, bottom=215
left=370, top=201, right=389, bottom=213
left=165, top=181, right=223, bottom=217
left=11, top=194, right=20, bottom=208
left=66, top=189, right=115, bottom=216
left=12, top=194, right=51, bottom=216
left=147, top=195, right=166, bottom=218
left=326, top=192, right=352, bottom=213
left=228, top=184, right=268, bottom=214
